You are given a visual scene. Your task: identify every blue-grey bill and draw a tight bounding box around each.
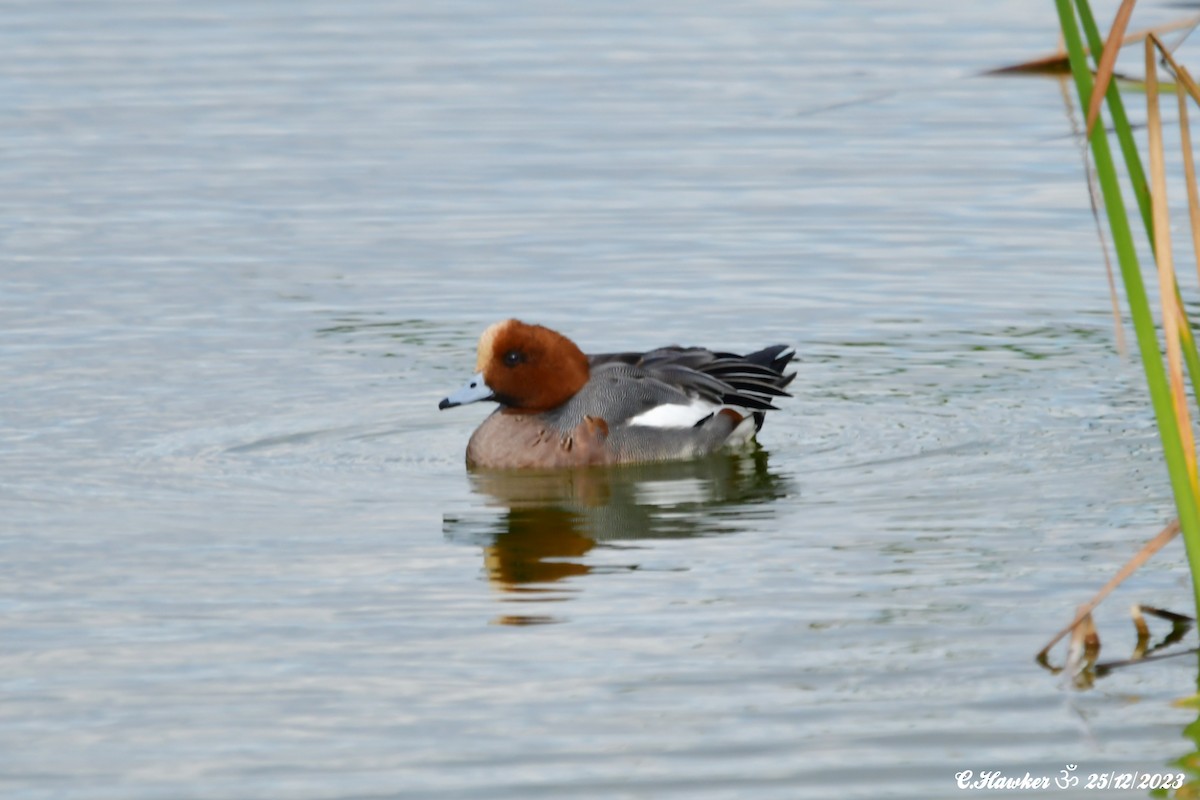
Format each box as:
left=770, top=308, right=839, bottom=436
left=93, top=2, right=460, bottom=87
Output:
left=438, top=371, right=494, bottom=410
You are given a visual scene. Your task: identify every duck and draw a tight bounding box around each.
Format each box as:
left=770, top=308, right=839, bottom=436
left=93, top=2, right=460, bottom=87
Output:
left=439, top=319, right=795, bottom=469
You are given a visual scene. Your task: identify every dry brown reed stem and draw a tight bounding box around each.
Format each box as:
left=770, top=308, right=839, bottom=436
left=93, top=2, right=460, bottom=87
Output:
left=1150, top=44, right=1200, bottom=487
left=1178, top=64, right=1200, bottom=107
left=1153, top=42, right=1200, bottom=105
left=1146, top=35, right=1199, bottom=490
left=1086, top=0, right=1138, bottom=137
left=1177, top=77, right=1200, bottom=293
left=1036, top=519, right=1180, bottom=661
left=1152, top=45, right=1200, bottom=313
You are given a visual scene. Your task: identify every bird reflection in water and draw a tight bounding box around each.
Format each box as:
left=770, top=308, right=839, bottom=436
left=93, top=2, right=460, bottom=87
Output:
left=443, top=449, right=790, bottom=625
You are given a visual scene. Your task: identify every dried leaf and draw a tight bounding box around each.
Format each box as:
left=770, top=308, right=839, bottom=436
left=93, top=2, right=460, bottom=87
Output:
left=1087, top=0, right=1138, bottom=137
left=987, top=13, right=1200, bottom=76
left=1036, top=519, right=1180, bottom=660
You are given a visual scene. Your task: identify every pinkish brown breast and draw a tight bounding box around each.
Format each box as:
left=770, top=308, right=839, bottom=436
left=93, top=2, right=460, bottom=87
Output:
left=465, top=412, right=612, bottom=469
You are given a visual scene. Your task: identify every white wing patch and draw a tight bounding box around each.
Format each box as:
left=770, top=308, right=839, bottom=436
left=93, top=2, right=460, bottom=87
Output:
left=627, top=398, right=719, bottom=428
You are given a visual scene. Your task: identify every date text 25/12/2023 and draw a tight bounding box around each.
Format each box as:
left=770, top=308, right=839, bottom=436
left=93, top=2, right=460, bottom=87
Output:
left=955, top=766, right=1185, bottom=791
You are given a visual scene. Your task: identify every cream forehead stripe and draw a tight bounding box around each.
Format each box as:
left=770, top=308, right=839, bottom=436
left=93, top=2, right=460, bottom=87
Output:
left=475, top=320, right=510, bottom=372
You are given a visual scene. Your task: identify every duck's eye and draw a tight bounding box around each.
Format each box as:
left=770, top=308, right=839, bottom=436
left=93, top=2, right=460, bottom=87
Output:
left=502, top=350, right=524, bottom=367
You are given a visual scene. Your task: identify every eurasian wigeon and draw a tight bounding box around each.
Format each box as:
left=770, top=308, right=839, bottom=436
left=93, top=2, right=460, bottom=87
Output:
left=439, top=319, right=795, bottom=469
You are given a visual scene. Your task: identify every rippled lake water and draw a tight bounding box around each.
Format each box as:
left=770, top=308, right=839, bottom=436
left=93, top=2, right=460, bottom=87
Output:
left=8, top=1, right=1200, bottom=798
